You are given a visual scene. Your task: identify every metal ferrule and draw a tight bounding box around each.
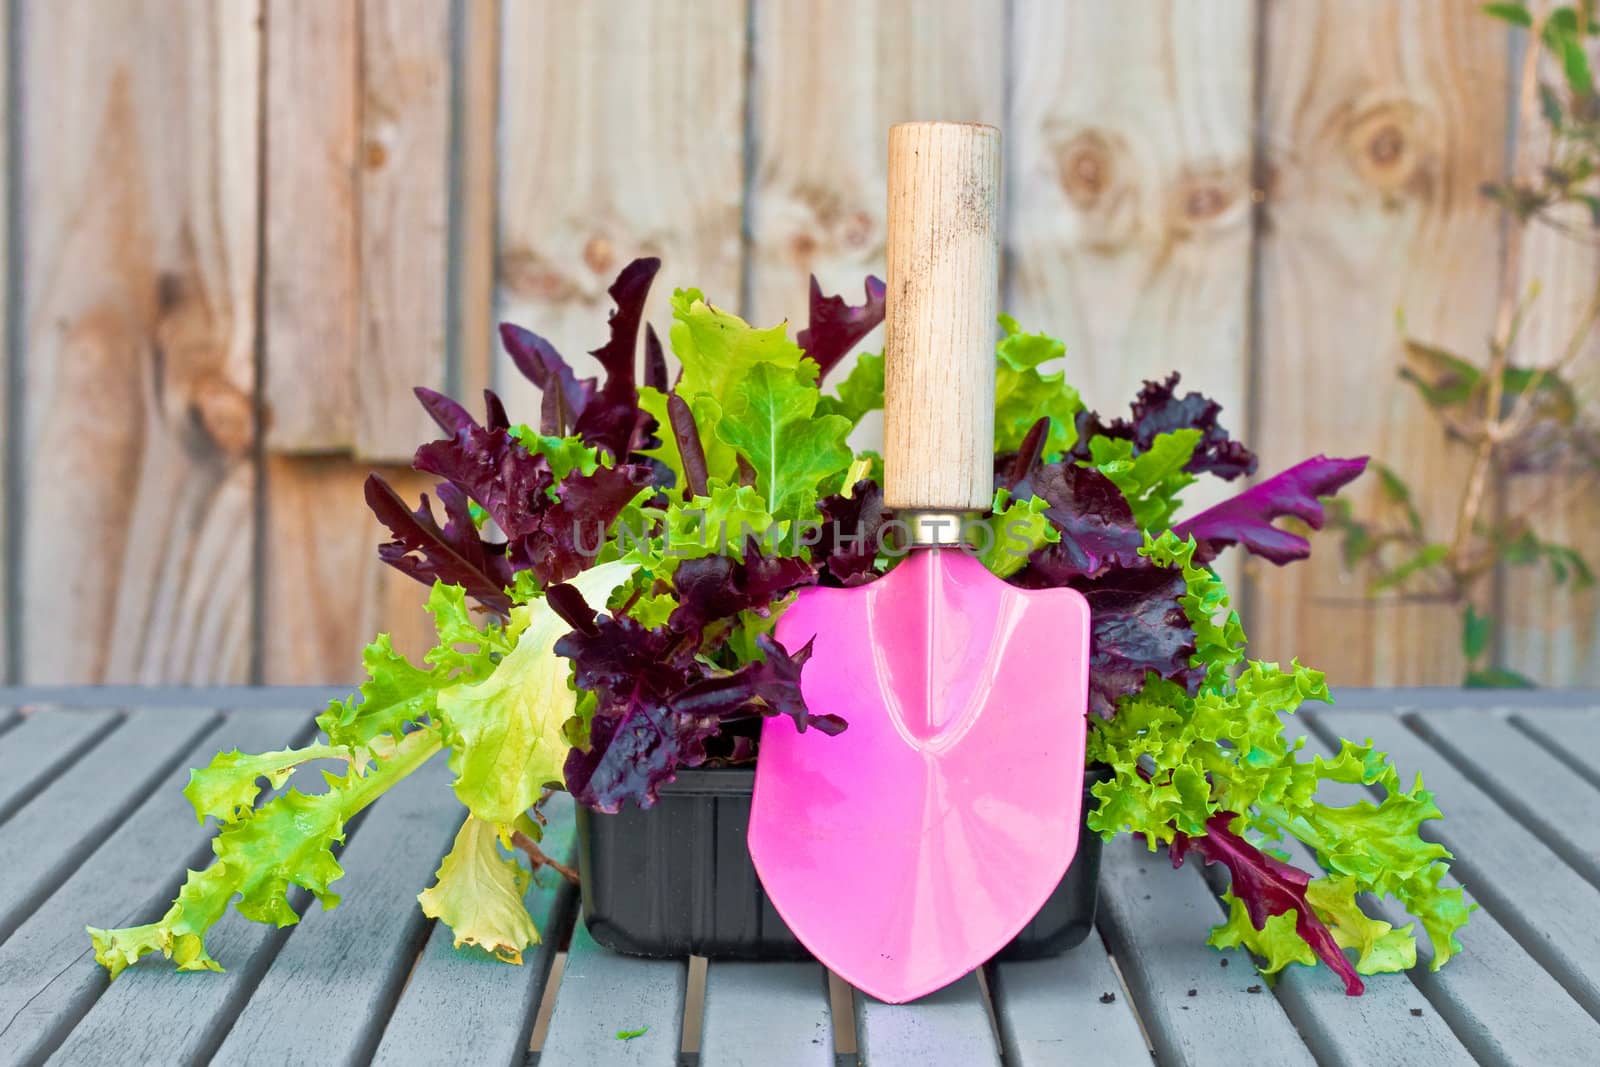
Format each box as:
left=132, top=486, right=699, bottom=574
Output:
left=903, top=511, right=975, bottom=547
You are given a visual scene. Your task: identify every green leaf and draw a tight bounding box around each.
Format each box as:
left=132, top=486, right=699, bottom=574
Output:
left=507, top=427, right=603, bottom=483
left=668, top=289, right=810, bottom=484
left=436, top=561, right=633, bottom=830
left=635, top=385, right=685, bottom=490
left=657, top=481, right=782, bottom=561
left=1465, top=666, right=1538, bottom=688
left=994, top=316, right=1082, bottom=456
left=1087, top=430, right=1202, bottom=531
left=1540, top=81, right=1567, bottom=129
left=183, top=742, right=350, bottom=825
left=1400, top=340, right=1481, bottom=410
left=1482, top=1, right=1532, bottom=26
left=715, top=361, right=852, bottom=522
left=1209, top=894, right=1316, bottom=973
left=616, top=1027, right=650, bottom=1041
left=1461, top=604, right=1493, bottom=662
left=815, top=353, right=884, bottom=426
left=978, top=489, right=1060, bottom=578
left=418, top=815, right=541, bottom=963
left=1371, top=543, right=1449, bottom=592
left=90, top=727, right=445, bottom=979
left=1305, top=876, right=1417, bottom=974
left=1558, top=24, right=1596, bottom=94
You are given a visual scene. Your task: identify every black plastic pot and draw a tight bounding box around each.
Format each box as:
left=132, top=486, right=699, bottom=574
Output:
left=575, top=764, right=1111, bottom=961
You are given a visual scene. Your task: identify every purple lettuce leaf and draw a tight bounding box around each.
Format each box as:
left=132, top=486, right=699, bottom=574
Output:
left=1070, top=562, right=1196, bottom=717
left=507, top=462, right=655, bottom=585
left=413, top=422, right=555, bottom=541
left=814, top=481, right=892, bottom=587
left=1015, top=462, right=1147, bottom=583
left=671, top=634, right=846, bottom=735
left=797, top=275, right=887, bottom=379
left=572, top=257, right=661, bottom=458
left=499, top=322, right=597, bottom=436
left=365, top=475, right=512, bottom=614
left=644, top=323, right=669, bottom=393
left=1074, top=372, right=1257, bottom=480
left=414, top=387, right=477, bottom=439
left=667, top=548, right=817, bottom=637
left=1172, top=813, right=1365, bottom=996
left=1174, top=455, right=1368, bottom=564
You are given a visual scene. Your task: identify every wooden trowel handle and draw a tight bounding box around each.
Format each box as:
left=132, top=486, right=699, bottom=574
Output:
left=883, top=121, right=1000, bottom=513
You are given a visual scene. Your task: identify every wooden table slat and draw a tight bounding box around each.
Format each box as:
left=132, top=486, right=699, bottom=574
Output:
left=1301, top=717, right=1600, bottom=1065
left=0, top=710, right=308, bottom=1065
left=1410, top=709, right=1600, bottom=885
left=853, top=973, right=1000, bottom=1066
left=1096, top=835, right=1317, bottom=1067
left=541, top=920, right=687, bottom=1066
left=209, top=752, right=464, bottom=1067
left=373, top=793, right=581, bottom=1067
left=700, top=960, right=834, bottom=1067
left=1316, top=709, right=1600, bottom=1022
left=0, top=708, right=120, bottom=824
left=987, top=932, right=1151, bottom=1067
left=1508, top=709, right=1600, bottom=790
left=0, top=709, right=220, bottom=945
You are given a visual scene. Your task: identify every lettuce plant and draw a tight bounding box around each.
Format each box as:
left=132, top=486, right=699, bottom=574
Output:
left=89, top=259, right=1467, bottom=997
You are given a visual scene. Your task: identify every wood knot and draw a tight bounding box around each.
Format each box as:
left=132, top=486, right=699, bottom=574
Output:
left=583, top=235, right=615, bottom=274
left=191, top=375, right=254, bottom=457
left=842, top=210, right=873, bottom=249
left=789, top=230, right=818, bottom=261
left=1181, top=183, right=1231, bottom=221
left=499, top=247, right=579, bottom=302
left=364, top=139, right=388, bottom=169
left=1054, top=130, right=1115, bottom=210
left=1343, top=100, right=1431, bottom=196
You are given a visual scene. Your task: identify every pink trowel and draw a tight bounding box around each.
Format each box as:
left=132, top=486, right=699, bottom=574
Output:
left=748, top=123, right=1092, bottom=1004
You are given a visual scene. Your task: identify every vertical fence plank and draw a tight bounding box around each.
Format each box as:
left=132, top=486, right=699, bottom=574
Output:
left=1250, top=0, right=1509, bottom=684
left=1006, top=0, right=1255, bottom=448
left=260, top=0, right=481, bottom=683
left=747, top=0, right=1002, bottom=355
left=357, top=0, right=453, bottom=460
left=454, top=0, right=501, bottom=404
left=262, top=0, right=361, bottom=453
left=1, top=0, right=11, bottom=681
left=1499, top=37, right=1600, bottom=686
left=495, top=0, right=747, bottom=419
left=261, top=458, right=438, bottom=684
left=16, top=0, right=261, bottom=683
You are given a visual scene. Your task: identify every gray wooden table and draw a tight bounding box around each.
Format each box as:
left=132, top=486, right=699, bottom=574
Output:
left=0, top=688, right=1596, bottom=1066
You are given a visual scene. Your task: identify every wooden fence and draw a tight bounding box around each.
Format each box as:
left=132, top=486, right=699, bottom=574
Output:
left=0, top=0, right=1592, bottom=687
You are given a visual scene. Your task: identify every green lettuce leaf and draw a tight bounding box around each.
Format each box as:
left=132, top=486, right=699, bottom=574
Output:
left=436, top=561, right=633, bottom=831
left=89, top=727, right=444, bottom=979
left=418, top=814, right=542, bottom=963
left=1087, top=429, right=1201, bottom=531
left=716, top=361, right=852, bottom=522
left=816, top=352, right=884, bottom=426
left=995, top=315, right=1083, bottom=457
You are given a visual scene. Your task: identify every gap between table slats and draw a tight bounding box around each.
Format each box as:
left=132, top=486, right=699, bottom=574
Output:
left=539, top=920, right=687, bottom=1065
left=0, top=707, right=122, bottom=824
left=1309, top=709, right=1600, bottom=1023
left=206, top=752, right=462, bottom=1066
left=0, top=709, right=222, bottom=946
left=0, top=709, right=310, bottom=1064
left=1307, top=709, right=1600, bottom=1061
left=372, top=793, right=581, bottom=1067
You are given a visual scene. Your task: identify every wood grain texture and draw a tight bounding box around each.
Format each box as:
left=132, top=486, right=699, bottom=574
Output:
left=453, top=0, right=501, bottom=405
left=0, top=709, right=305, bottom=1065
left=15, top=0, right=261, bottom=684
left=357, top=0, right=454, bottom=461
left=1005, top=0, right=1255, bottom=478
left=1, top=1, right=10, bottom=681
left=748, top=0, right=1003, bottom=455
left=1300, top=715, right=1600, bottom=1064
left=494, top=0, right=746, bottom=420
left=373, top=792, right=577, bottom=1067
left=1498, top=43, right=1600, bottom=685
left=1250, top=0, right=1510, bottom=685
left=261, top=457, right=437, bottom=683
left=854, top=975, right=1000, bottom=1066
left=0, top=708, right=119, bottom=824
left=541, top=920, right=687, bottom=1065
left=987, top=938, right=1150, bottom=1067
left=883, top=122, right=999, bottom=512
left=210, top=753, right=460, bottom=1067
left=262, top=0, right=362, bottom=452
left=700, top=961, right=834, bottom=1066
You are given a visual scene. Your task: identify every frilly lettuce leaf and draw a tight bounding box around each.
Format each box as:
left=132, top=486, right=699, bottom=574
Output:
left=418, top=815, right=541, bottom=964
left=995, top=314, right=1082, bottom=457
left=716, top=361, right=852, bottom=522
